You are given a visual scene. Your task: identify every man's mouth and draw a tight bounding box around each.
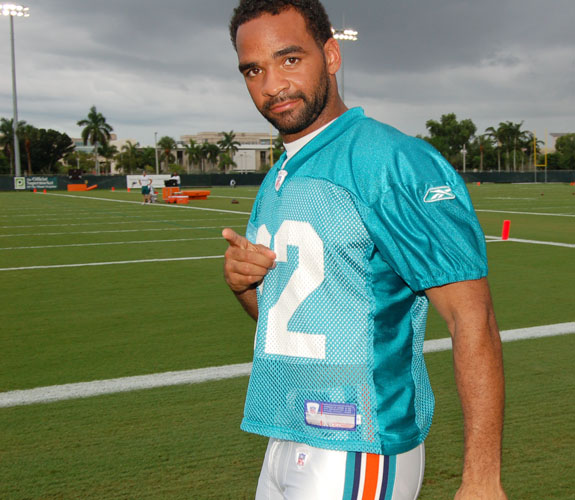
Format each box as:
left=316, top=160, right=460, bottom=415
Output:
left=264, top=95, right=303, bottom=114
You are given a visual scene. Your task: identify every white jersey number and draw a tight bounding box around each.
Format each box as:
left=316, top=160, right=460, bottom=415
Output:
left=256, top=221, right=326, bottom=360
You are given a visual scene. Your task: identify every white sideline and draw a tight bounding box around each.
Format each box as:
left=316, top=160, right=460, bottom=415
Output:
left=46, top=193, right=251, bottom=215
left=1, top=322, right=573, bottom=409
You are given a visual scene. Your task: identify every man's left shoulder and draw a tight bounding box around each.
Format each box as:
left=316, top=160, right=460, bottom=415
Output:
left=349, top=115, right=433, bottom=158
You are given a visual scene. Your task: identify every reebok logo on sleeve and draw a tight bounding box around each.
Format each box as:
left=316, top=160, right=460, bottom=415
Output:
left=424, top=186, right=456, bottom=203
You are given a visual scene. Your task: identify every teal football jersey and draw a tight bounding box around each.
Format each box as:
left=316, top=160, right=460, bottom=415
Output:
left=242, top=108, right=488, bottom=455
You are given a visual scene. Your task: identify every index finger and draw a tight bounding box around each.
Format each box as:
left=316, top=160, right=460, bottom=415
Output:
left=222, top=228, right=253, bottom=249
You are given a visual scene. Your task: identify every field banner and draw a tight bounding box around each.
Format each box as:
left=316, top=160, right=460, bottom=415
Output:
left=14, top=177, right=26, bottom=190
left=126, top=175, right=171, bottom=190
left=22, top=176, right=59, bottom=190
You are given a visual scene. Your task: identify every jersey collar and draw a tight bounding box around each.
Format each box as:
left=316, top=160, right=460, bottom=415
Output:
left=274, top=107, right=366, bottom=183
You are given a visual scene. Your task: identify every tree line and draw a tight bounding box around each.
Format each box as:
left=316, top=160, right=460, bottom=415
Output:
left=420, top=113, right=575, bottom=171
left=1, top=107, right=573, bottom=175
left=0, top=106, right=250, bottom=175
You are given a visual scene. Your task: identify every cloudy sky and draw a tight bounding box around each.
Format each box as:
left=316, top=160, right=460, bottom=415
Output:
left=1, top=0, right=573, bottom=146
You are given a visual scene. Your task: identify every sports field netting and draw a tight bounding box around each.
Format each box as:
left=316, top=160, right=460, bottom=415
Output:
left=0, top=183, right=573, bottom=499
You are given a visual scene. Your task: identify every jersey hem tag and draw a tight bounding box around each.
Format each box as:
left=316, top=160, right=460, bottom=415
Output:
left=304, top=400, right=357, bottom=431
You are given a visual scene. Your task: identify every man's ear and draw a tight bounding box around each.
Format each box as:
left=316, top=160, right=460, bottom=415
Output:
left=323, top=38, right=342, bottom=76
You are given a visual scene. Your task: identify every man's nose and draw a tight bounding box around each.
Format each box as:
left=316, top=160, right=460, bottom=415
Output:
left=262, top=68, right=289, bottom=97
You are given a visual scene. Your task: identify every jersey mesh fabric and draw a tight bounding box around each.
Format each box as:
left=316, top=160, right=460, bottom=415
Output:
left=245, top=179, right=380, bottom=451
left=242, top=107, right=488, bottom=455
left=410, top=295, right=435, bottom=436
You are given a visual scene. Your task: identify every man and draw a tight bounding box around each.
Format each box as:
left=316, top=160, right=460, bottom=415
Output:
left=138, top=170, right=152, bottom=204
left=171, top=172, right=181, bottom=188
left=223, top=1, right=507, bottom=499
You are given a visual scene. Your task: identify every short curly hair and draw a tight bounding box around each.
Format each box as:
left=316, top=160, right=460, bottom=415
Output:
left=229, top=0, right=333, bottom=50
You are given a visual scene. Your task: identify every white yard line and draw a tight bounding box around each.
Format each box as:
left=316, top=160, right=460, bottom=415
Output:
left=1, top=322, right=573, bottom=408
left=0, top=217, right=247, bottom=229
left=210, top=195, right=257, bottom=200
left=476, top=209, right=574, bottom=218
left=0, top=210, right=103, bottom=218
left=423, top=322, right=575, bottom=353
left=0, top=224, right=245, bottom=238
left=46, top=193, right=251, bottom=215
left=0, top=255, right=224, bottom=272
left=0, top=237, right=223, bottom=251
left=484, top=236, right=575, bottom=248
left=0, top=215, right=245, bottom=229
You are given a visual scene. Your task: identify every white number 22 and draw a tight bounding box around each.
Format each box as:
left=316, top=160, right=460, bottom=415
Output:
left=256, top=221, right=326, bottom=360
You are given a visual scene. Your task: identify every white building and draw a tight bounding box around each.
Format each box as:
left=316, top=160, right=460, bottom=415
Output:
left=180, top=131, right=276, bottom=172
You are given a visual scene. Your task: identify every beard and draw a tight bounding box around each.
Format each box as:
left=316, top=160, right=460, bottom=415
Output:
left=259, top=66, right=330, bottom=136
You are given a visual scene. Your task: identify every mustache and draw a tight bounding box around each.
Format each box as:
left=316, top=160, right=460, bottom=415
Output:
left=263, top=92, right=306, bottom=112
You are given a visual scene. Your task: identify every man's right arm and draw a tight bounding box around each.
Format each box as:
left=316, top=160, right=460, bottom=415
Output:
left=222, top=228, right=276, bottom=321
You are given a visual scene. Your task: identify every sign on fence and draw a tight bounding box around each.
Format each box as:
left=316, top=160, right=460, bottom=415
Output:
left=14, top=177, right=26, bottom=190
left=126, top=175, right=171, bottom=189
left=14, top=176, right=59, bottom=190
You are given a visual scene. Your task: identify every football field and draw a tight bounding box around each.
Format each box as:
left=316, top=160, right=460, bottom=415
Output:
left=0, top=183, right=574, bottom=499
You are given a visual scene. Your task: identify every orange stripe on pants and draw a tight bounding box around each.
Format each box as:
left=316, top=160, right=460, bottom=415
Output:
left=361, top=453, right=381, bottom=499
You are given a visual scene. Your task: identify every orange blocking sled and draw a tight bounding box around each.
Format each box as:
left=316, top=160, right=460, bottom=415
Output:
left=166, top=195, right=189, bottom=204
left=162, top=187, right=179, bottom=201
left=180, top=190, right=211, bottom=200
left=67, top=184, right=97, bottom=191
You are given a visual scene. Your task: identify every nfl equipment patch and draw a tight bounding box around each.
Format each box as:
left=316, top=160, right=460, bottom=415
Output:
left=275, top=170, right=288, bottom=191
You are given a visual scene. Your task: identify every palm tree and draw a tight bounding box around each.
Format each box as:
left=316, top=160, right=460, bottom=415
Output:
left=157, top=136, right=177, bottom=172
left=485, top=122, right=529, bottom=171
left=97, top=143, right=119, bottom=174
left=202, top=142, right=221, bottom=171
left=484, top=126, right=504, bottom=172
left=519, top=131, right=535, bottom=171
left=217, top=131, right=240, bottom=159
left=185, top=139, right=204, bottom=173
left=497, top=121, right=516, bottom=171
left=77, top=106, right=113, bottom=175
left=272, top=134, right=285, bottom=164
left=0, top=117, right=26, bottom=175
left=218, top=152, right=236, bottom=173
left=504, top=121, right=529, bottom=171
left=121, top=140, right=140, bottom=174
left=20, top=124, right=34, bottom=176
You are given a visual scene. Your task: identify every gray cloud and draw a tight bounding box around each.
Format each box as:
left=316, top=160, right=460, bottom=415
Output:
left=0, top=0, right=573, bottom=145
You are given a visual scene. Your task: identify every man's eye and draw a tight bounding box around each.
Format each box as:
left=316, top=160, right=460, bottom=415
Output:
left=285, top=57, right=299, bottom=66
left=245, top=68, right=261, bottom=78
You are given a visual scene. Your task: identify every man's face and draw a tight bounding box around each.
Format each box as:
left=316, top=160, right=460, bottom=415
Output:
left=235, top=8, right=332, bottom=140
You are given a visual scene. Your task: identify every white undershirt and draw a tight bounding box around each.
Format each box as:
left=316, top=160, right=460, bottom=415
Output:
left=274, top=119, right=338, bottom=191
left=283, top=118, right=337, bottom=162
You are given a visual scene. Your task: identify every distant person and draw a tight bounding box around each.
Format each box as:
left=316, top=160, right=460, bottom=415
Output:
left=68, top=168, right=83, bottom=181
left=171, top=172, right=181, bottom=189
left=149, top=185, right=158, bottom=203
left=138, top=170, right=152, bottom=204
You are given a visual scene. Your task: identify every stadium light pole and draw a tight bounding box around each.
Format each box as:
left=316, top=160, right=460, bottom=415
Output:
left=332, top=27, right=358, bottom=102
left=1, top=3, right=29, bottom=178
left=154, top=131, right=159, bottom=174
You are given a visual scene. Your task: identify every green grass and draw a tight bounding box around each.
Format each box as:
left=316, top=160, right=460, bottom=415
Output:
left=0, top=183, right=573, bottom=498
left=1, top=336, right=573, bottom=499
